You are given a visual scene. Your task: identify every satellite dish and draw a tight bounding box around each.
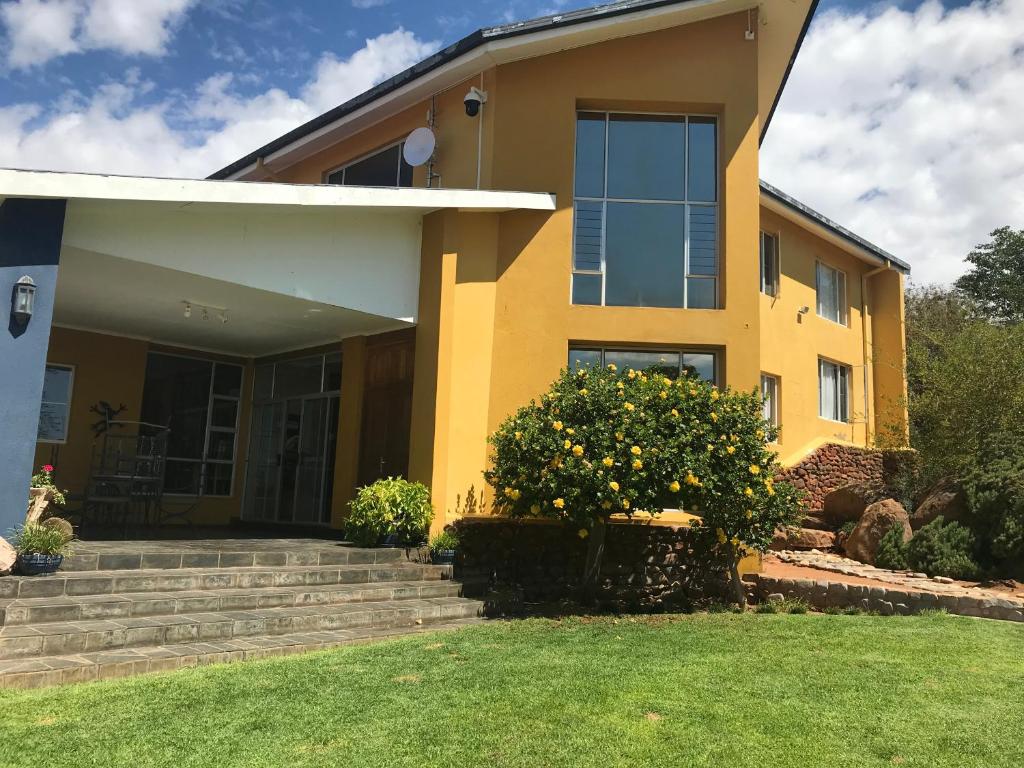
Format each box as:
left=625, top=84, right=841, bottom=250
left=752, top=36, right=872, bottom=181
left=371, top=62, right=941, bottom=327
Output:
left=403, top=127, right=436, bottom=167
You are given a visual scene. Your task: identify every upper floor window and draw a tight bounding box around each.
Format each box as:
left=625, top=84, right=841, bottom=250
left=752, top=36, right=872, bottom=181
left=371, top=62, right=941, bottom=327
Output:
left=760, top=231, right=779, bottom=296
left=569, top=346, right=717, bottom=384
left=816, top=261, right=848, bottom=325
left=818, top=358, right=850, bottom=423
left=571, top=112, right=719, bottom=309
left=325, top=142, right=413, bottom=187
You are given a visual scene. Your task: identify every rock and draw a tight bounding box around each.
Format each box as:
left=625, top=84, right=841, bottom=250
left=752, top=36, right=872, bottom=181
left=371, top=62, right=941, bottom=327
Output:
left=767, top=593, right=785, bottom=603
left=801, top=512, right=833, bottom=531
left=770, top=527, right=836, bottom=551
left=844, top=499, right=912, bottom=565
left=0, top=535, right=15, bottom=576
left=822, top=482, right=888, bottom=526
left=911, top=479, right=968, bottom=530
left=933, top=576, right=954, bottom=584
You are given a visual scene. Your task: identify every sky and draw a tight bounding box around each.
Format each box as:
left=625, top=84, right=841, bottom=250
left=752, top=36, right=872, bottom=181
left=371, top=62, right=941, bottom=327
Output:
left=0, top=0, right=1019, bottom=284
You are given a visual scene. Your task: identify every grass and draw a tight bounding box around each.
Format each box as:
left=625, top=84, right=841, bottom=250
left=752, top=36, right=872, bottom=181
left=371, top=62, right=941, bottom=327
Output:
left=2, top=613, right=1022, bottom=768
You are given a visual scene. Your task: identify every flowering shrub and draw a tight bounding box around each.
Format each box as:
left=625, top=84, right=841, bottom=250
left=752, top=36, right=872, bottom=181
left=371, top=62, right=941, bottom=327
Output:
left=346, top=477, right=434, bottom=547
left=30, top=464, right=66, bottom=506
left=485, top=364, right=801, bottom=559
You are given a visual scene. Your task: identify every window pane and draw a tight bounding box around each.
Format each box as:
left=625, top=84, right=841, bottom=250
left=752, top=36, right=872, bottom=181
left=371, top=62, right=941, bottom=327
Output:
left=688, top=205, right=718, bottom=276
left=205, top=463, right=234, bottom=496
left=682, top=353, right=715, bottom=383
left=607, top=115, right=685, bottom=201
left=572, top=273, right=602, bottom=305
left=686, top=278, right=716, bottom=309
left=761, top=375, right=777, bottom=425
left=836, top=270, right=847, bottom=324
left=568, top=348, right=602, bottom=370
left=323, top=352, right=342, bottom=392
left=838, top=365, right=849, bottom=421
left=817, top=263, right=837, bottom=320
left=141, top=354, right=212, bottom=459
left=819, top=360, right=836, bottom=420
left=687, top=117, right=717, bottom=202
left=760, top=233, right=777, bottom=295
left=573, top=201, right=603, bottom=271
left=274, top=356, right=323, bottom=398
left=605, top=202, right=684, bottom=308
left=210, top=399, right=238, bottom=429
left=339, top=144, right=401, bottom=187
left=164, top=460, right=201, bottom=495
left=574, top=113, right=606, bottom=198
left=397, top=149, right=414, bottom=187
left=253, top=363, right=273, bottom=401
left=605, top=350, right=681, bottom=379
left=213, top=363, right=242, bottom=397
left=208, top=431, right=235, bottom=461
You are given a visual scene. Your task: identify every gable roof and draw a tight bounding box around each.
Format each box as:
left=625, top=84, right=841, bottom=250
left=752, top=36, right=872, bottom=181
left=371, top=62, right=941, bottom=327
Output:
left=209, top=0, right=818, bottom=181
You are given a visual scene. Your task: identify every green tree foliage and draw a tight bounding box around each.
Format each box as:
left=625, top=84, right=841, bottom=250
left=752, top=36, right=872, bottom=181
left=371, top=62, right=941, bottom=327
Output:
left=963, top=436, right=1024, bottom=576
left=906, top=517, right=979, bottom=580
left=955, top=227, right=1024, bottom=324
left=875, top=526, right=908, bottom=571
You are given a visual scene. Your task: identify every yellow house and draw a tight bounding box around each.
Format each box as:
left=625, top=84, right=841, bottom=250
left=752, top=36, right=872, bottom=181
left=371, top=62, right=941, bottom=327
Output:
left=1, top=0, right=908, bottom=538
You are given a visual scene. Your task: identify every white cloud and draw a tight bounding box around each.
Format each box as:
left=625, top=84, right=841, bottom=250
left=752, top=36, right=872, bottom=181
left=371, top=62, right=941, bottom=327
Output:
left=761, top=0, right=1024, bottom=285
left=0, top=28, right=438, bottom=178
left=351, top=0, right=389, bottom=8
left=0, top=0, right=196, bottom=68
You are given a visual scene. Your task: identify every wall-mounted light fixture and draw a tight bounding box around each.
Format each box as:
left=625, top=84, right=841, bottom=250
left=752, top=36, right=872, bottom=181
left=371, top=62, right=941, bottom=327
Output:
left=11, top=275, right=36, bottom=326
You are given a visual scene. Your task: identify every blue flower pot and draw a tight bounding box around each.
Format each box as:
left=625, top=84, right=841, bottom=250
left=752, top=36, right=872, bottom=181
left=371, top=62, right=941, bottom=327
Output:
left=17, top=553, right=64, bottom=576
left=431, top=549, right=456, bottom=565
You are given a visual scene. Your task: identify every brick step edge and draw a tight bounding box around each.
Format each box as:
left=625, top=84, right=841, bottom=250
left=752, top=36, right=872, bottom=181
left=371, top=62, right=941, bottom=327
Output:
left=61, top=547, right=405, bottom=572
left=0, top=617, right=487, bottom=690
left=745, top=574, right=1024, bottom=622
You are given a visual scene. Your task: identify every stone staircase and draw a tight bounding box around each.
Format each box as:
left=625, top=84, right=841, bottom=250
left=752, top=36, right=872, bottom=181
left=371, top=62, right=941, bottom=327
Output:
left=0, top=538, right=484, bottom=689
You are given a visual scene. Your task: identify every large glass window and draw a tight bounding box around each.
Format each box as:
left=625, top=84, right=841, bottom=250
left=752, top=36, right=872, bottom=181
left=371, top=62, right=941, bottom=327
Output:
left=760, top=232, right=779, bottom=297
left=572, top=112, right=719, bottom=309
left=761, top=373, right=779, bottom=427
left=818, top=358, right=850, bottom=422
left=568, top=347, right=717, bottom=384
left=816, top=261, right=848, bottom=325
left=140, top=353, right=243, bottom=496
left=325, top=142, right=413, bottom=187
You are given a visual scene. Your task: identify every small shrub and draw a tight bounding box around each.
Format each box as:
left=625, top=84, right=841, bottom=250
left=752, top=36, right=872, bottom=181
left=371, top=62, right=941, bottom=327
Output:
left=782, top=598, right=809, bottom=614
left=346, top=477, right=434, bottom=547
left=824, top=605, right=843, bottom=615
left=875, top=526, right=909, bottom=570
left=428, top=529, right=459, bottom=553
left=842, top=605, right=864, bottom=616
left=906, top=517, right=979, bottom=580
left=754, top=602, right=778, bottom=614
left=12, top=522, right=74, bottom=556
left=839, top=520, right=857, bottom=537
left=706, top=601, right=730, bottom=614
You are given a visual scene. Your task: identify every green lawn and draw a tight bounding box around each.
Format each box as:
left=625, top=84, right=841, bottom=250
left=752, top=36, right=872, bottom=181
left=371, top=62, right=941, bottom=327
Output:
left=2, top=613, right=1022, bottom=768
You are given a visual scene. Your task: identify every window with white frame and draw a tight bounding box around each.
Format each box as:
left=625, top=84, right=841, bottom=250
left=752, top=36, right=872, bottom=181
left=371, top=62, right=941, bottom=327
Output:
left=37, top=364, right=74, bottom=443
left=325, top=142, right=413, bottom=187
left=818, top=358, right=850, bottom=422
left=760, top=231, right=779, bottom=296
left=816, top=261, right=847, bottom=325
left=568, top=346, right=718, bottom=384
left=571, top=112, right=719, bottom=309
left=760, top=373, right=779, bottom=427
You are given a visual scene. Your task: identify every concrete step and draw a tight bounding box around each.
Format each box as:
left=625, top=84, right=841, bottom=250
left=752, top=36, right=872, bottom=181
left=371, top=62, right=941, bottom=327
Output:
left=0, top=579, right=464, bottom=626
left=0, top=562, right=448, bottom=600
left=0, top=616, right=486, bottom=690
left=0, top=596, right=484, bottom=660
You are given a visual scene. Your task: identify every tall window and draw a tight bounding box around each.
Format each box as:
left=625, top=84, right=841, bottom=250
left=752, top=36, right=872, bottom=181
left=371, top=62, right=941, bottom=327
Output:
left=325, top=142, right=413, bottom=187
left=760, top=373, right=779, bottom=427
left=571, top=112, right=719, bottom=309
left=818, top=358, right=850, bottom=422
left=816, top=261, right=847, bottom=325
left=569, top=347, right=717, bottom=384
left=140, top=353, right=243, bottom=496
left=760, top=232, right=779, bottom=296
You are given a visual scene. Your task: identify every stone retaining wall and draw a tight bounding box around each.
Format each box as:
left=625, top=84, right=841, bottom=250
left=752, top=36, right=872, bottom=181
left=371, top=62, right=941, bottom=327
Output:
left=778, top=444, right=917, bottom=512
left=745, top=573, right=1024, bottom=622
left=453, top=518, right=736, bottom=613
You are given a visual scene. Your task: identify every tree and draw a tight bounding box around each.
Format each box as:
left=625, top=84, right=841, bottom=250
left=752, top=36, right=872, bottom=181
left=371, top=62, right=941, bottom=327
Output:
left=484, top=364, right=801, bottom=606
left=955, top=227, right=1024, bottom=324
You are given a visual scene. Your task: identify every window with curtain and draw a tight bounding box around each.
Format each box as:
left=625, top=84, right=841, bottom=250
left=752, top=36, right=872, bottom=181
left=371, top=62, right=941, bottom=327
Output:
left=325, top=142, right=413, bottom=187
left=568, top=346, right=718, bottom=384
left=760, top=373, right=779, bottom=427
left=816, top=261, right=847, bottom=324
left=571, top=112, right=719, bottom=309
left=818, top=358, right=850, bottom=422
left=760, top=232, right=779, bottom=296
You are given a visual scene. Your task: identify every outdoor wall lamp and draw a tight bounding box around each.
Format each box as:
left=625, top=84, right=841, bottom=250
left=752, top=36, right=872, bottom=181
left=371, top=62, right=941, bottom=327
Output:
left=11, top=275, right=36, bottom=325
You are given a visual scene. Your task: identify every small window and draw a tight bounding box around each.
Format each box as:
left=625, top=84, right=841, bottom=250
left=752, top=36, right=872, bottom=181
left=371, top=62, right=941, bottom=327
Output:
left=760, top=373, right=779, bottom=427
left=760, top=232, right=779, bottom=296
left=37, top=364, right=74, bottom=443
left=326, top=142, right=413, bottom=187
left=818, top=359, right=850, bottom=422
left=816, top=261, right=848, bottom=325
left=569, top=346, right=717, bottom=384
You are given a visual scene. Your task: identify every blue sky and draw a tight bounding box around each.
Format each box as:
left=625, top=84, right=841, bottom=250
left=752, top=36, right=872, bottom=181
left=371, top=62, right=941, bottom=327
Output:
left=0, top=0, right=1020, bottom=283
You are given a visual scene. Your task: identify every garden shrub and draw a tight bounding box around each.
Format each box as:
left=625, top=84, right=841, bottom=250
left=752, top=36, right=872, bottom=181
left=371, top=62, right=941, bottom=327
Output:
left=962, top=437, right=1024, bottom=575
left=875, top=526, right=909, bottom=571
left=346, top=477, right=433, bottom=547
left=905, top=517, right=979, bottom=580
left=485, top=363, right=802, bottom=601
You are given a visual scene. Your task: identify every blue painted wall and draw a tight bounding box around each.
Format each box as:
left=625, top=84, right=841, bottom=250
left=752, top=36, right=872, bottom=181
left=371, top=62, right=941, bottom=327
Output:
left=0, top=198, right=66, bottom=539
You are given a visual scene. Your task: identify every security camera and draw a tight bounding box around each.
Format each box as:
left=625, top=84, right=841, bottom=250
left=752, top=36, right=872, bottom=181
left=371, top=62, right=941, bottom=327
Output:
left=464, top=86, right=487, bottom=117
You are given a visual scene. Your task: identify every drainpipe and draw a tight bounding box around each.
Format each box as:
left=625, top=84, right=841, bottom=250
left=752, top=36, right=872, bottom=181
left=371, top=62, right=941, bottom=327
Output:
left=861, top=260, right=892, bottom=447
left=476, top=73, right=485, bottom=190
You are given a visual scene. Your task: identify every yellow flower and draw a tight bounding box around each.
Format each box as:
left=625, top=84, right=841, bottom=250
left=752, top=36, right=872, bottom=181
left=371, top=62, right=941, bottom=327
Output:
left=731, top=536, right=740, bottom=546
left=564, top=439, right=572, bottom=450
left=632, top=459, right=643, bottom=470
left=553, top=498, right=565, bottom=509
left=552, top=421, right=563, bottom=431
left=510, top=489, right=521, bottom=500
left=616, top=381, right=624, bottom=390
left=745, top=509, right=754, bottom=519
left=685, top=472, right=701, bottom=487
left=514, top=431, right=523, bottom=441
left=765, top=479, right=776, bottom=497
left=716, top=528, right=727, bottom=544
left=602, top=457, right=614, bottom=467
left=744, top=487, right=754, bottom=497
left=550, top=456, right=563, bottom=469
left=600, top=500, right=613, bottom=510
left=726, top=445, right=736, bottom=455
left=572, top=444, right=584, bottom=457
left=669, top=480, right=681, bottom=493
left=608, top=363, right=617, bottom=372
left=671, top=408, right=679, bottom=417
left=579, top=389, right=588, bottom=397
left=530, top=504, right=541, bottom=515
left=710, top=412, right=718, bottom=422
left=659, top=390, right=668, bottom=399
left=689, top=388, right=698, bottom=396
left=578, top=528, right=589, bottom=539
left=565, top=427, right=575, bottom=436
left=624, top=402, right=635, bottom=412
left=755, top=429, right=765, bottom=440
left=630, top=445, right=642, bottom=456
left=749, top=464, right=761, bottom=475
left=615, top=432, right=624, bottom=442
left=710, top=389, right=720, bottom=401
left=609, top=481, right=620, bottom=492
left=706, top=444, right=715, bottom=452
left=627, top=369, right=636, bottom=379
left=622, top=499, right=631, bottom=510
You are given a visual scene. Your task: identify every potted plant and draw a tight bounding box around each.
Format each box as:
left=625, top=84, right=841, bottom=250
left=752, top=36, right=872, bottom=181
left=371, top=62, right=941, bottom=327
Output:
left=12, top=520, right=75, bottom=576
left=27, top=464, right=66, bottom=524
left=429, top=529, right=459, bottom=565
left=346, top=477, right=434, bottom=548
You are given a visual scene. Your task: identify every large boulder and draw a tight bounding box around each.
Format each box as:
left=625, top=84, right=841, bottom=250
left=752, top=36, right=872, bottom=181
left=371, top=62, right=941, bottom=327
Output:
left=844, top=499, right=912, bottom=565
left=801, top=512, right=833, bottom=531
left=911, top=479, right=968, bottom=531
left=822, top=482, right=888, bottom=526
left=770, top=527, right=836, bottom=551
left=0, top=536, right=15, bottom=576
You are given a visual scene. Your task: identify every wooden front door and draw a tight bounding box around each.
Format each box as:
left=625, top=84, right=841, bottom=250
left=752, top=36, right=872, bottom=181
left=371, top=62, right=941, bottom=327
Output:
left=357, top=329, right=415, bottom=487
